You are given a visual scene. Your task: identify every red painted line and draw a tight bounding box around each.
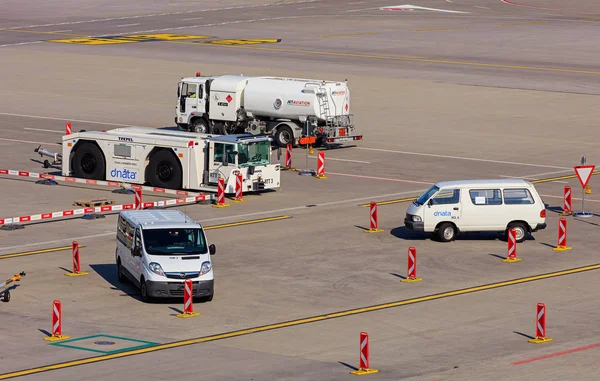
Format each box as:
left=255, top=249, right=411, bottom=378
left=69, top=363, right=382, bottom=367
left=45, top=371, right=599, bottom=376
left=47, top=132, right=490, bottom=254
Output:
left=501, top=0, right=600, bottom=15
left=541, top=194, right=600, bottom=203
left=512, top=342, right=600, bottom=365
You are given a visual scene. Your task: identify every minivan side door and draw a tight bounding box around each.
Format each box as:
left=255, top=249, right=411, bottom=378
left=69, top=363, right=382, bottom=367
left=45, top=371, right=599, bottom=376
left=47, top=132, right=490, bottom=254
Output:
left=423, top=188, right=461, bottom=232
left=459, top=188, right=503, bottom=231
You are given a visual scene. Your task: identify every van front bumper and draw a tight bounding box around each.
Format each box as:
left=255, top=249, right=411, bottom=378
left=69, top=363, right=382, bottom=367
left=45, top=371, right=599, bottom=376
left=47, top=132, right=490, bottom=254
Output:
left=533, top=222, right=547, bottom=232
left=146, top=279, right=214, bottom=298
left=404, top=218, right=424, bottom=232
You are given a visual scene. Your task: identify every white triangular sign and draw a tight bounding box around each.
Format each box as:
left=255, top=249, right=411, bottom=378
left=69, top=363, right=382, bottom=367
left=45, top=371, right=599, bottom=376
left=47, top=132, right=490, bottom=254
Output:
left=574, top=165, right=595, bottom=188
left=380, top=5, right=469, bottom=13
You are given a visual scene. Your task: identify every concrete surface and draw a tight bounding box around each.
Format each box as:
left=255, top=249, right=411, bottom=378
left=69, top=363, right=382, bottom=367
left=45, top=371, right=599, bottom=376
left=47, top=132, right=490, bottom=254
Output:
left=1, top=0, right=600, bottom=380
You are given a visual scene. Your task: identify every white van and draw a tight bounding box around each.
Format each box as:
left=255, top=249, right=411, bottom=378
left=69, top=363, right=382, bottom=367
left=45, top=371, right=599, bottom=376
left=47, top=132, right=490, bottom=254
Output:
left=404, top=179, right=547, bottom=242
left=115, top=210, right=215, bottom=303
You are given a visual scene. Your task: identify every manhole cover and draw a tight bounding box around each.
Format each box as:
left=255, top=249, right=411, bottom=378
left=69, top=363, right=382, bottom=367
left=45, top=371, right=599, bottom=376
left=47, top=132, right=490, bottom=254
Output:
left=94, top=340, right=116, bottom=346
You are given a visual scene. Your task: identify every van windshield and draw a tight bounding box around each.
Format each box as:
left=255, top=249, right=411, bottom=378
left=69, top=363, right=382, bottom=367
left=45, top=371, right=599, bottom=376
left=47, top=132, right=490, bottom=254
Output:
left=142, top=228, right=207, bottom=255
left=414, top=185, right=439, bottom=206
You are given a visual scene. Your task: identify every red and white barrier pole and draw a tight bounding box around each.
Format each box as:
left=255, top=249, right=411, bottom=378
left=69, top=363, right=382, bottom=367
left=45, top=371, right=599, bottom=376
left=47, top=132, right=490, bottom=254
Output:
left=65, top=241, right=89, bottom=276
left=402, top=246, right=422, bottom=282
left=231, top=172, right=247, bottom=203
left=552, top=217, right=571, bottom=251
left=560, top=186, right=572, bottom=216
left=134, top=186, right=143, bottom=210
left=502, top=228, right=522, bottom=263
left=528, top=303, right=553, bottom=343
left=176, top=279, right=200, bottom=318
left=283, top=144, right=295, bottom=170
left=363, top=202, right=383, bottom=233
left=65, top=122, right=72, bottom=135
left=315, top=151, right=327, bottom=179
left=212, top=177, right=230, bottom=208
left=44, top=300, right=70, bottom=341
left=350, top=332, right=379, bottom=375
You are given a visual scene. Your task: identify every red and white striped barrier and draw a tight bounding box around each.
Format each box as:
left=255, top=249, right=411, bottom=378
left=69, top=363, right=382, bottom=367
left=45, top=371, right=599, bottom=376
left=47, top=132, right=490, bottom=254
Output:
left=402, top=246, right=422, bottom=282
left=282, top=144, right=295, bottom=170
left=65, top=122, right=72, bottom=135
left=315, top=152, right=327, bottom=179
left=363, top=202, right=383, bottom=233
left=350, top=332, right=378, bottom=375
left=552, top=217, right=571, bottom=251
left=0, top=195, right=209, bottom=227
left=560, top=186, right=572, bottom=216
left=44, top=300, right=70, bottom=341
left=176, top=279, right=200, bottom=318
left=528, top=303, right=553, bottom=343
left=0, top=169, right=211, bottom=198
left=134, top=186, right=143, bottom=210
left=212, top=177, right=230, bottom=208
left=231, top=172, right=247, bottom=203
left=65, top=241, right=89, bottom=276
left=502, top=228, right=522, bottom=263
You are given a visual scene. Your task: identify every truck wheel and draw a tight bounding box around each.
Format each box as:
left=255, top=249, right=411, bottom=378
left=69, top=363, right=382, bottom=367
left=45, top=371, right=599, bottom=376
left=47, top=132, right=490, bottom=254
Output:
left=72, top=142, right=105, bottom=180
left=191, top=118, right=208, bottom=133
left=274, top=125, right=294, bottom=147
left=148, top=150, right=182, bottom=189
left=436, top=222, right=456, bottom=242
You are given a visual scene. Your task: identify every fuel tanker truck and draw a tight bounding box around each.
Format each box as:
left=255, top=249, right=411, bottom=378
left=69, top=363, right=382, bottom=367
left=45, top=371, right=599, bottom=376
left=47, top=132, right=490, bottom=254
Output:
left=175, top=73, right=363, bottom=148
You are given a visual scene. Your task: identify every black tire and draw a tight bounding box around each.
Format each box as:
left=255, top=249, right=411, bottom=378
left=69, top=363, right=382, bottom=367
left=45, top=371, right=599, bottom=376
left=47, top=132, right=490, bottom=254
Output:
left=147, top=150, right=182, bottom=189
left=507, top=222, right=528, bottom=243
left=117, top=259, right=126, bottom=283
left=274, top=125, right=294, bottom=148
left=437, top=222, right=456, bottom=242
left=191, top=118, right=208, bottom=133
left=72, top=142, right=106, bottom=180
left=2, top=291, right=10, bottom=302
left=140, top=278, right=152, bottom=303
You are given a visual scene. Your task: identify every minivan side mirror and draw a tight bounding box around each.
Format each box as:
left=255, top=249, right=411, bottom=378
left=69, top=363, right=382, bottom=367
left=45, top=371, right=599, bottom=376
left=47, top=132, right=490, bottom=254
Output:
left=209, top=244, right=216, bottom=255
left=427, top=199, right=433, bottom=206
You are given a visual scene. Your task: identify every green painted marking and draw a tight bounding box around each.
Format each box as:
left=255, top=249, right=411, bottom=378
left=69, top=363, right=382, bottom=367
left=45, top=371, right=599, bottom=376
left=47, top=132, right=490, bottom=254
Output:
left=50, top=334, right=159, bottom=354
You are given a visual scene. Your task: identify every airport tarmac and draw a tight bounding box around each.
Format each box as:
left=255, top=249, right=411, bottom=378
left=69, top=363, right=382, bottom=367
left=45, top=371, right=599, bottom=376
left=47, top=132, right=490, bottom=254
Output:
left=1, top=0, right=600, bottom=380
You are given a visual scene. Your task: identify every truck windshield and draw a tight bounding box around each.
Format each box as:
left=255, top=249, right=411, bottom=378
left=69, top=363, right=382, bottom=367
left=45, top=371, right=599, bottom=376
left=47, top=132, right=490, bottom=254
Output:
left=414, top=185, right=439, bottom=206
left=237, top=141, right=270, bottom=167
left=142, top=228, right=207, bottom=255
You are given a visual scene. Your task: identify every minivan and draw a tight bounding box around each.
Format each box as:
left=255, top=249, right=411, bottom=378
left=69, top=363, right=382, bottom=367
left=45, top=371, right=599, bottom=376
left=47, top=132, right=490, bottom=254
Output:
left=115, top=210, right=215, bottom=303
left=404, top=179, right=547, bottom=242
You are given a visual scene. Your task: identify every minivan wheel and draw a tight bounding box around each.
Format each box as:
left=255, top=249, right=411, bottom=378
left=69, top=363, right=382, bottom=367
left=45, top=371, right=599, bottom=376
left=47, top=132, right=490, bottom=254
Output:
left=140, top=278, right=152, bottom=303
left=507, top=222, right=528, bottom=243
left=117, top=260, right=126, bottom=283
left=437, top=223, right=456, bottom=242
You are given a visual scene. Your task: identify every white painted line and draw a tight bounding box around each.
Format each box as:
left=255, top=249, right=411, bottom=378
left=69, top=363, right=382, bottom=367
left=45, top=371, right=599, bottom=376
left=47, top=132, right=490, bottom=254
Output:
left=328, top=172, right=433, bottom=185
left=0, top=188, right=426, bottom=252
left=474, top=6, right=491, bottom=9
left=24, top=127, right=63, bottom=134
left=299, top=6, right=316, bottom=9
left=347, top=7, right=381, bottom=12
left=116, top=23, right=140, bottom=28
left=0, top=112, right=153, bottom=127
left=380, top=4, right=469, bottom=13
left=356, top=147, right=571, bottom=170
left=181, top=17, right=204, bottom=21
left=308, top=155, right=370, bottom=164
left=0, top=41, right=43, bottom=48
left=0, top=137, right=60, bottom=146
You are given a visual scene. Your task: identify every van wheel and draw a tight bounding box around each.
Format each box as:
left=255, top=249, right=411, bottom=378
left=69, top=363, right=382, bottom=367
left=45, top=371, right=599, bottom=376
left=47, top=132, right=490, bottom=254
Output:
left=148, top=150, right=182, bottom=189
left=2, top=290, right=10, bottom=302
left=437, top=223, right=456, bottom=242
left=117, top=259, right=126, bottom=283
left=507, top=222, right=528, bottom=243
left=72, top=142, right=105, bottom=180
left=140, top=278, right=152, bottom=303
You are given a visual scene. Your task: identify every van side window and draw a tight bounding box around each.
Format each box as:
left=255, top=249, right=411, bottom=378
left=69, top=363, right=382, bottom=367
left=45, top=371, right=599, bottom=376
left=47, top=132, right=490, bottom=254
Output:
left=134, top=229, right=142, bottom=248
left=469, top=189, right=502, bottom=205
left=117, top=216, right=131, bottom=248
left=503, top=188, right=535, bottom=204
left=431, top=189, right=460, bottom=205
left=125, top=221, right=135, bottom=249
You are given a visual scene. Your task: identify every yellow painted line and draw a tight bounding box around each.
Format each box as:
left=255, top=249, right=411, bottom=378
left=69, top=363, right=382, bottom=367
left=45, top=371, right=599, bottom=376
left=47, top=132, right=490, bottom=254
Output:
left=167, top=41, right=600, bottom=76
left=359, top=171, right=600, bottom=207
left=319, top=32, right=378, bottom=38
left=0, top=246, right=83, bottom=260
left=204, top=215, right=291, bottom=230
left=412, top=26, right=467, bottom=32
left=580, top=18, right=600, bottom=21
left=192, top=38, right=281, bottom=45
left=2, top=262, right=600, bottom=379
left=500, top=21, right=547, bottom=26
left=48, top=34, right=212, bottom=45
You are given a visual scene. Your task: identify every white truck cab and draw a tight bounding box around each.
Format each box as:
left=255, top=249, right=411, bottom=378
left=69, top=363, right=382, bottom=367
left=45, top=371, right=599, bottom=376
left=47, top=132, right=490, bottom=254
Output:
left=115, top=209, right=216, bottom=303
left=404, top=179, right=547, bottom=242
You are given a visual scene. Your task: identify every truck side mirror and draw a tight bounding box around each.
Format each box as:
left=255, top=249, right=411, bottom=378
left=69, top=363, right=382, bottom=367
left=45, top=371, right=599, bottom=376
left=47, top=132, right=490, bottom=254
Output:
left=209, top=244, right=216, bottom=255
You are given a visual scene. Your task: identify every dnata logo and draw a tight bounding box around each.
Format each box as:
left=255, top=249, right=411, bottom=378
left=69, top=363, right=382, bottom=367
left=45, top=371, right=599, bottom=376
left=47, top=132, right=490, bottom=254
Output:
left=110, top=168, right=137, bottom=180
left=433, top=211, right=452, bottom=217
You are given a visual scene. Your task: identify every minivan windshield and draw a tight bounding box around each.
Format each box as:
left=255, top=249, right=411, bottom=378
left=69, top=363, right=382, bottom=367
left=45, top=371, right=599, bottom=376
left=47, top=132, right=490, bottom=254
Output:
left=414, top=185, right=440, bottom=206
left=142, top=228, right=207, bottom=255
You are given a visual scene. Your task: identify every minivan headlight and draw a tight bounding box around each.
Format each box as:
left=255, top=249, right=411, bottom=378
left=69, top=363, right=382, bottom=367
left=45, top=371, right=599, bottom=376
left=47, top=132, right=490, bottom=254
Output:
left=412, top=215, right=422, bottom=222
left=149, top=262, right=165, bottom=276
left=200, top=261, right=212, bottom=275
